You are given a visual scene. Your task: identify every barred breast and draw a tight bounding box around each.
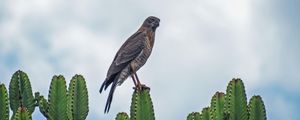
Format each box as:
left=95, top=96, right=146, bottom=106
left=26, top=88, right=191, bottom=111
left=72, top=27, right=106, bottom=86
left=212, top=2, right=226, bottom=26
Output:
left=117, top=35, right=154, bottom=85
left=131, top=36, right=153, bottom=72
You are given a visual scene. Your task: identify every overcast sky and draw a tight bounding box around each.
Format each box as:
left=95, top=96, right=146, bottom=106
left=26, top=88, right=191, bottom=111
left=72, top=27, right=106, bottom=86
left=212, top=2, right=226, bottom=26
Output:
left=0, top=0, right=299, bottom=120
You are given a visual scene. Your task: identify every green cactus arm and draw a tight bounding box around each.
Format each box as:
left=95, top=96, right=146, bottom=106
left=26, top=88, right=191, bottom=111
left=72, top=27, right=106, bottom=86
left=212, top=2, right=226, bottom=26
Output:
left=9, top=70, right=35, bottom=114
left=224, top=78, right=248, bottom=120
left=116, top=112, right=130, bottom=120
left=200, top=107, right=210, bottom=120
left=0, top=84, right=9, bottom=120
left=130, top=88, right=155, bottom=120
left=35, top=92, right=49, bottom=118
left=12, top=107, right=32, bottom=120
left=67, top=75, right=89, bottom=120
left=48, top=75, right=68, bottom=120
left=248, top=95, right=266, bottom=120
left=186, top=112, right=201, bottom=120
left=210, top=92, right=225, bottom=120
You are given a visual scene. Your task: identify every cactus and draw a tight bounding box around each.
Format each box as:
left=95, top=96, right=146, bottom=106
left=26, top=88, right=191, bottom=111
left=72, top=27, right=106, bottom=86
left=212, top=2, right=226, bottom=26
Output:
left=248, top=95, right=266, bottom=120
left=12, top=107, right=32, bottom=120
left=36, top=75, right=89, bottom=120
left=1, top=70, right=269, bottom=120
left=116, top=112, right=130, bottom=120
left=187, top=112, right=201, bottom=120
left=187, top=78, right=267, bottom=120
left=41, top=75, right=68, bottom=120
left=35, top=93, right=49, bottom=118
left=210, top=92, right=225, bottom=120
left=200, top=107, right=210, bottom=120
left=224, top=78, right=248, bottom=120
left=0, top=84, right=9, bottom=120
left=48, top=75, right=68, bottom=120
left=67, top=75, right=89, bottom=120
left=9, top=70, right=35, bottom=114
left=113, top=87, right=155, bottom=120
left=130, top=88, right=155, bottom=120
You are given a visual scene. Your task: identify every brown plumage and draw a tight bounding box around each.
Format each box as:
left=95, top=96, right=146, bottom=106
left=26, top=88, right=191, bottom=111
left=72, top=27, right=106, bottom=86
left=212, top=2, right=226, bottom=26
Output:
left=99, top=16, right=160, bottom=113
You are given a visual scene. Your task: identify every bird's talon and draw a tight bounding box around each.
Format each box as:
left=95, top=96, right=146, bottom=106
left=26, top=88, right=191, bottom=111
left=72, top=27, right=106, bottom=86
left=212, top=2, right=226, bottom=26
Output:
left=133, top=84, right=150, bottom=91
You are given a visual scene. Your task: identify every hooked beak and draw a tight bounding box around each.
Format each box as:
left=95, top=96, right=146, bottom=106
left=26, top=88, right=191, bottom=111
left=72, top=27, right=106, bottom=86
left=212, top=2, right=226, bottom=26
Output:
left=153, top=21, right=160, bottom=28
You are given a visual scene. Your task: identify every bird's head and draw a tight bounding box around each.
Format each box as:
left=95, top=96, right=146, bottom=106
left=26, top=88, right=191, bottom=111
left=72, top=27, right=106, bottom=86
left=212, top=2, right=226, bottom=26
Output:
left=142, top=16, right=160, bottom=31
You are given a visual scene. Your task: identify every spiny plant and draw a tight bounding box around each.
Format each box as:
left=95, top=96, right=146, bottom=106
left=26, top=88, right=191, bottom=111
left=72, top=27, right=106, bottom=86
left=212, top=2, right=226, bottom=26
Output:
left=115, top=87, right=155, bottom=120
left=11, top=107, right=32, bottom=120
left=186, top=107, right=210, bottom=120
left=210, top=92, right=225, bottom=120
left=115, top=112, right=130, bottom=120
left=186, top=78, right=267, bottom=120
left=37, top=75, right=68, bottom=120
left=187, top=112, right=201, bottom=120
left=200, top=107, right=210, bottom=120
left=1, top=70, right=89, bottom=120
left=248, top=95, right=266, bottom=120
left=67, top=75, right=89, bottom=120
left=224, top=79, right=248, bottom=120
left=9, top=70, right=35, bottom=116
left=36, top=75, right=89, bottom=120
left=1, top=70, right=268, bottom=120
left=0, top=83, right=9, bottom=120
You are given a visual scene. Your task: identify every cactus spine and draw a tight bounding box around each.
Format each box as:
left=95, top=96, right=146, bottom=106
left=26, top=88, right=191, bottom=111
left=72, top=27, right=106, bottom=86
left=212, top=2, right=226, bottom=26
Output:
left=0, top=84, right=9, bottom=120
left=248, top=95, right=266, bottom=120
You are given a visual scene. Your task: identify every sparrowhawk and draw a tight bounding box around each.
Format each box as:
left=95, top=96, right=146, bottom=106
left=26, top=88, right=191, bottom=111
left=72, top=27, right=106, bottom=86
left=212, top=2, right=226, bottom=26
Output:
left=99, top=16, right=160, bottom=113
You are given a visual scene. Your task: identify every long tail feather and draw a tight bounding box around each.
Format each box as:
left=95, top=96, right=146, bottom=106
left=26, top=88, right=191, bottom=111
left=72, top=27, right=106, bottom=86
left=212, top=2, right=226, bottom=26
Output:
left=100, top=73, right=120, bottom=113
left=99, top=73, right=117, bottom=93
left=104, top=79, right=118, bottom=113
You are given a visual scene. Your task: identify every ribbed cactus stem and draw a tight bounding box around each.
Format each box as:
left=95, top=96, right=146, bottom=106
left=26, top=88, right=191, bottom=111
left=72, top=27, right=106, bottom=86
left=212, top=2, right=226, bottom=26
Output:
left=67, top=75, right=89, bottom=120
left=12, top=107, right=32, bottom=120
left=248, top=95, right=266, bottom=120
left=0, top=84, right=9, bottom=120
left=200, top=107, right=210, bottom=120
left=210, top=92, right=225, bottom=120
left=116, top=112, right=130, bottom=120
left=186, top=112, right=201, bottom=120
left=9, top=70, right=35, bottom=114
left=224, top=78, right=248, bottom=120
left=48, top=75, right=68, bottom=120
left=130, top=87, right=155, bottom=120
left=36, top=93, right=49, bottom=118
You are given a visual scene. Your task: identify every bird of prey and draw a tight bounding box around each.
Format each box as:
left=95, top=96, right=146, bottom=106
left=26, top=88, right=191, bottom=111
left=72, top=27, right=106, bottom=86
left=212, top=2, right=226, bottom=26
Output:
left=99, top=16, right=160, bottom=113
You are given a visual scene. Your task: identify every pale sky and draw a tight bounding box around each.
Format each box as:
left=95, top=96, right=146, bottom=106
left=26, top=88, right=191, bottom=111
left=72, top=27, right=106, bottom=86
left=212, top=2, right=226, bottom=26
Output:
left=0, top=0, right=299, bottom=120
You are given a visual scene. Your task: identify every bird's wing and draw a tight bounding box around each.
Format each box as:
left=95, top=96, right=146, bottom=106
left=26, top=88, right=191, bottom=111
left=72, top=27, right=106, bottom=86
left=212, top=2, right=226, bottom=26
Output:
left=114, top=31, right=145, bottom=65
left=105, top=31, right=145, bottom=77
